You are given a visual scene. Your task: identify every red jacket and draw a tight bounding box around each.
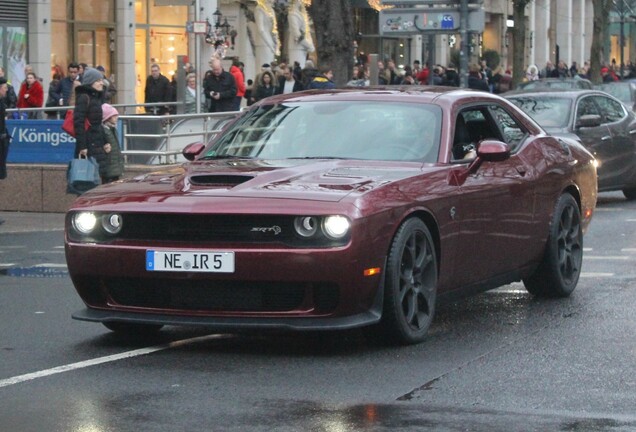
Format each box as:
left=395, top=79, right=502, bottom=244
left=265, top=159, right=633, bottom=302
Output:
left=230, top=65, right=246, bottom=98
left=17, top=80, right=44, bottom=109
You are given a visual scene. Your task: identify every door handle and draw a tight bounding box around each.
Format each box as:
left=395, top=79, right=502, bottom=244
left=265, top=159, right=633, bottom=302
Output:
left=601, top=135, right=612, bottom=141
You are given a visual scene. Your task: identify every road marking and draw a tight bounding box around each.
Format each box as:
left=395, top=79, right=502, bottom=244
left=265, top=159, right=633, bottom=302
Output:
left=0, top=333, right=230, bottom=389
left=32, top=250, right=65, bottom=254
left=32, top=263, right=67, bottom=268
left=627, top=219, right=636, bottom=222
left=622, top=248, right=636, bottom=252
left=0, top=246, right=26, bottom=249
left=580, top=272, right=615, bottom=278
left=583, top=248, right=593, bottom=252
left=0, top=263, right=16, bottom=268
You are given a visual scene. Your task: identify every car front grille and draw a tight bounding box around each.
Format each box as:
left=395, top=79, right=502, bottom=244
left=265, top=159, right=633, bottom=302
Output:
left=100, top=277, right=339, bottom=314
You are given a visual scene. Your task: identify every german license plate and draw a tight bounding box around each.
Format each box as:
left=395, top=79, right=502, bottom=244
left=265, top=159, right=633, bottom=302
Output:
left=146, top=250, right=235, bottom=273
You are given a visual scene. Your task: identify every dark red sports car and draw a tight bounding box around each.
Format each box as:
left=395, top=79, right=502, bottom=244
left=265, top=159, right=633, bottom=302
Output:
left=65, top=88, right=597, bottom=345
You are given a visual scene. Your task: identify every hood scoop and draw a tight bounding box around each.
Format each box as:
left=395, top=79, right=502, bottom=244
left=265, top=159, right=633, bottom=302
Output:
left=189, top=174, right=255, bottom=186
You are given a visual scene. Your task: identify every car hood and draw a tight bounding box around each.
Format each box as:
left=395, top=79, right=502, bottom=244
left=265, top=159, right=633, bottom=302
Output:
left=74, top=159, right=437, bottom=208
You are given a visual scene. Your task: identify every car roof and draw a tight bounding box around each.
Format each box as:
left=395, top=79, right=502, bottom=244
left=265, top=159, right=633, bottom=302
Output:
left=255, top=86, right=507, bottom=106
left=505, top=89, right=606, bottom=99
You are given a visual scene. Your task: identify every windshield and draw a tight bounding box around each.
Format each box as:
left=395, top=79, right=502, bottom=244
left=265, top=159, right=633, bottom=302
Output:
left=201, top=101, right=443, bottom=162
left=508, top=96, right=572, bottom=128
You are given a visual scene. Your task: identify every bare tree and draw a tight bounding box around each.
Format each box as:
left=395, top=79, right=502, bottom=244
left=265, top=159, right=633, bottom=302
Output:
left=590, top=0, right=612, bottom=83
left=308, top=0, right=355, bottom=86
left=512, top=0, right=532, bottom=89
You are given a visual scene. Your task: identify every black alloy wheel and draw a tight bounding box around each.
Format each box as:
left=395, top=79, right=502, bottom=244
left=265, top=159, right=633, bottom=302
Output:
left=524, top=193, right=583, bottom=297
left=381, top=218, right=438, bottom=345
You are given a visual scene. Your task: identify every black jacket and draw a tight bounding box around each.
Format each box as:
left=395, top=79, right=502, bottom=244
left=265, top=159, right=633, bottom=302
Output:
left=73, top=85, right=106, bottom=159
left=144, top=74, right=172, bottom=114
left=275, top=77, right=304, bottom=94
left=202, top=71, right=237, bottom=113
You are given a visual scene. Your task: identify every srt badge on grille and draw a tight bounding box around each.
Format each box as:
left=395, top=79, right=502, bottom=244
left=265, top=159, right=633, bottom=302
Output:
left=251, top=226, right=282, bottom=235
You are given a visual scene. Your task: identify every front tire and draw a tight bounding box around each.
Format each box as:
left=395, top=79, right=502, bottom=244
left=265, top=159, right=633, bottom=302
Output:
left=523, top=194, right=582, bottom=297
left=381, top=218, right=438, bottom=345
left=622, top=187, right=636, bottom=201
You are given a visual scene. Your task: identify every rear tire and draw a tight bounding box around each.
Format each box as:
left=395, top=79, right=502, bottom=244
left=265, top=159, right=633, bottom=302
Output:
left=622, top=187, right=636, bottom=201
left=103, top=322, right=164, bottom=335
left=380, top=218, right=438, bottom=345
left=523, top=194, right=582, bottom=297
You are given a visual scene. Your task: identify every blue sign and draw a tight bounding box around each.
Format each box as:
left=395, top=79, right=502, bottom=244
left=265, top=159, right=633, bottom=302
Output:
left=6, top=119, right=76, bottom=164
left=441, top=14, right=454, bottom=30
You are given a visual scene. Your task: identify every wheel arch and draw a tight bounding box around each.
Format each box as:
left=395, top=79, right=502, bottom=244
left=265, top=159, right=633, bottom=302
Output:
left=403, top=210, right=441, bottom=273
left=563, top=184, right=582, bottom=214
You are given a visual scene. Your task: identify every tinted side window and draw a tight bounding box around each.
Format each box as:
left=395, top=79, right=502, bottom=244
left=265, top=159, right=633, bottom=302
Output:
left=489, top=105, right=526, bottom=152
left=576, top=96, right=601, bottom=120
left=593, top=95, right=626, bottom=123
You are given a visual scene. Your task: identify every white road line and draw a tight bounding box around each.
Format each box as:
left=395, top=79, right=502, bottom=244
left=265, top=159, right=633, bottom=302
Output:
left=622, top=248, right=636, bottom=252
left=0, top=263, right=16, bottom=268
left=31, top=250, right=65, bottom=254
left=0, top=246, right=26, bottom=249
left=580, top=272, right=615, bottom=278
left=626, top=219, right=636, bottom=222
left=583, top=248, right=593, bottom=252
left=33, top=263, right=68, bottom=268
left=0, top=334, right=229, bottom=389
left=53, top=246, right=65, bottom=249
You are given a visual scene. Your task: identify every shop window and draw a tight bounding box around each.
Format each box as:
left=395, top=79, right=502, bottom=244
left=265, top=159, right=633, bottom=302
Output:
left=3, top=26, right=27, bottom=85
left=75, top=1, right=114, bottom=22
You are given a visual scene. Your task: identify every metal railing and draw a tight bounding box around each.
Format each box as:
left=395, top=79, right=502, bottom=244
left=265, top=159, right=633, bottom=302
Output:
left=6, top=103, right=242, bottom=165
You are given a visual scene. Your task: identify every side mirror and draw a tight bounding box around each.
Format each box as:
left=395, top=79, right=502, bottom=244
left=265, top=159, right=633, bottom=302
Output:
left=182, top=142, right=205, bottom=161
left=476, top=140, right=510, bottom=162
left=576, top=114, right=602, bottom=128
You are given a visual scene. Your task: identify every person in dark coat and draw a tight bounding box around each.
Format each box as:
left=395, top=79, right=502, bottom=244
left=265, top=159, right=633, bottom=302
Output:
left=51, top=62, right=80, bottom=109
left=275, top=65, right=304, bottom=94
left=309, top=66, right=336, bottom=89
left=73, top=68, right=106, bottom=159
left=0, top=77, right=10, bottom=180
left=467, top=64, right=490, bottom=92
left=0, top=67, right=17, bottom=112
left=254, top=71, right=277, bottom=101
left=144, top=63, right=172, bottom=115
left=203, top=58, right=237, bottom=112
left=100, top=103, right=124, bottom=183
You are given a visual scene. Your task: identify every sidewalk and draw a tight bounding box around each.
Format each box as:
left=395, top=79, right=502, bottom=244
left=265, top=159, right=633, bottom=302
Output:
left=0, top=211, right=65, bottom=234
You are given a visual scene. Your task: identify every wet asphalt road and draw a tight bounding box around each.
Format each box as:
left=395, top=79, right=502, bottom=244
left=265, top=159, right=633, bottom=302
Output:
left=1, top=192, right=635, bottom=431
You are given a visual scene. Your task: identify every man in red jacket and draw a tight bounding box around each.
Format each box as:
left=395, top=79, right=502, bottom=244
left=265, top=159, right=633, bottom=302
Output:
left=229, top=58, right=246, bottom=111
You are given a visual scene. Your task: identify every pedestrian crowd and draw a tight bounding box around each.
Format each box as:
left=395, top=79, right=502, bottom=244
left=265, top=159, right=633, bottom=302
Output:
left=350, top=56, right=636, bottom=94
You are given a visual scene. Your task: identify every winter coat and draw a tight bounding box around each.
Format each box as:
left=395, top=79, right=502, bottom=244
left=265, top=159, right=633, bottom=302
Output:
left=101, top=124, right=125, bottom=180
left=202, top=70, right=237, bottom=113
left=309, top=75, right=336, bottom=90
left=229, top=65, right=246, bottom=98
left=0, top=84, right=17, bottom=109
left=52, top=77, right=77, bottom=106
left=17, top=80, right=44, bottom=118
left=73, top=85, right=105, bottom=159
left=144, top=73, right=172, bottom=114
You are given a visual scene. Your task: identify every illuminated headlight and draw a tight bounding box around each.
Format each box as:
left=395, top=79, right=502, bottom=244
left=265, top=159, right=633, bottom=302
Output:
left=322, top=215, right=350, bottom=240
left=102, top=213, right=123, bottom=234
left=72, top=212, right=97, bottom=234
left=294, top=216, right=319, bottom=237
left=592, top=158, right=600, bottom=168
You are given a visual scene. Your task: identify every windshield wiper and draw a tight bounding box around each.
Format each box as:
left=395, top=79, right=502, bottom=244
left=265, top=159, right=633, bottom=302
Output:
left=199, top=154, right=253, bottom=160
left=286, top=156, right=347, bottom=160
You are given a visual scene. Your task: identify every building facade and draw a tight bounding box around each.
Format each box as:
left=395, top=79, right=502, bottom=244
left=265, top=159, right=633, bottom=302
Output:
left=0, top=0, right=632, bottom=107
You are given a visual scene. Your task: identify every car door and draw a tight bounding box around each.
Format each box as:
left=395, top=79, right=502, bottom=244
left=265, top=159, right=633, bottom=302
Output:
left=592, top=94, right=636, bottom=190
left=450, top=104, right=535, bottom=287
left=573, top=95, right=614, bottom=184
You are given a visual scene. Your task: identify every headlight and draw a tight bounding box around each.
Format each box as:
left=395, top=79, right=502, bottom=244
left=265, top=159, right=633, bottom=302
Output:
left=102, top=213, right=123, bottom=234
left=72, top=212, right=97, bottom=234
left=322, top=215, right=350, bottom=239
left=294, top=216, right=319, bottom=237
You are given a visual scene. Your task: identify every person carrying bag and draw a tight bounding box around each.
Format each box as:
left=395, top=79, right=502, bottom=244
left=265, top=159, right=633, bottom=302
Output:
left=66, top=67, right=107, bottom=194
